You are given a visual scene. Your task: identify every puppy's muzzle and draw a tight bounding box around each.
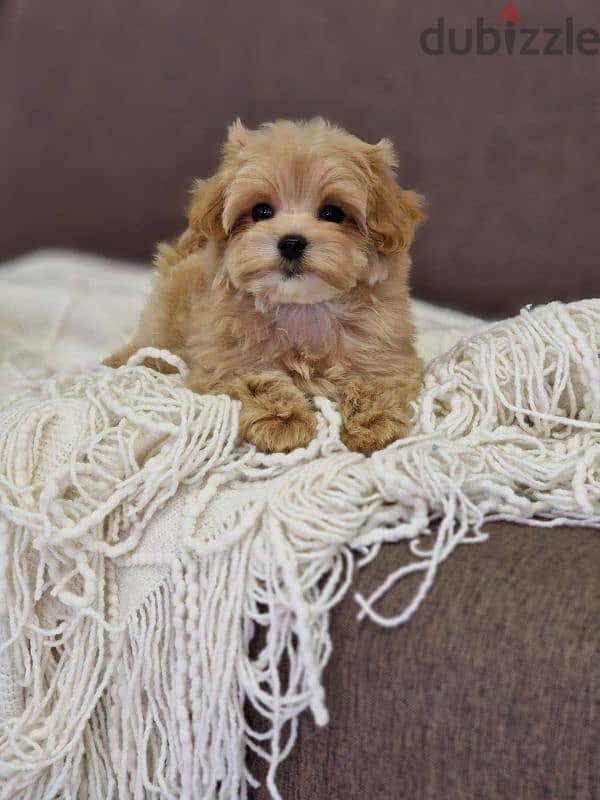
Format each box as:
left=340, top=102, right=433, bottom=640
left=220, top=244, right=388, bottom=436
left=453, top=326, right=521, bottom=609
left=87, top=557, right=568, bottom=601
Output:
left=278, top=234, right=307, bottom=267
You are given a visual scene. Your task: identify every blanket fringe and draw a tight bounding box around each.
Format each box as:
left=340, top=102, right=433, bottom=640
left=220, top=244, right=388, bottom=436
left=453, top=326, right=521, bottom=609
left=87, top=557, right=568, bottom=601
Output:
left=0, top=301, right=599, bottom=798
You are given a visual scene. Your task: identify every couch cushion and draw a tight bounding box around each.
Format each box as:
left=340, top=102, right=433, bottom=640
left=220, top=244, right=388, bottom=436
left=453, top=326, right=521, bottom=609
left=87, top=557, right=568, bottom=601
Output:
left=1, top=0, right=600, bottom=316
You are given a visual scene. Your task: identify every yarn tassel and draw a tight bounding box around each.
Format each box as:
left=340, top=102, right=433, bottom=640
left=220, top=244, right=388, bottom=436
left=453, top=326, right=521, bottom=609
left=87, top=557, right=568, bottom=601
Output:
left=0, top=302, right=598, bottom=798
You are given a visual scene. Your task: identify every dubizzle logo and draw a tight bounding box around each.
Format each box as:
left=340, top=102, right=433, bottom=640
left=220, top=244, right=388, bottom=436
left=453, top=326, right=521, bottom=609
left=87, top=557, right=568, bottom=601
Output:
left=420, top=3, right=600, bottom=56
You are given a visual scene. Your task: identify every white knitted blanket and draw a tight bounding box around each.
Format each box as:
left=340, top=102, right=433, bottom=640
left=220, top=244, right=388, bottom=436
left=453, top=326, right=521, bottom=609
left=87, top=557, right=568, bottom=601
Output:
left=0, top=251, right=599, bottom=799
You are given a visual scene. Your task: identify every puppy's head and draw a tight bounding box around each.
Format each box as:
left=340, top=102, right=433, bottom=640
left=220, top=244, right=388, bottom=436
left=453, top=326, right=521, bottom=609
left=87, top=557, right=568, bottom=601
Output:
left=185, top=118, right=425, bottom=305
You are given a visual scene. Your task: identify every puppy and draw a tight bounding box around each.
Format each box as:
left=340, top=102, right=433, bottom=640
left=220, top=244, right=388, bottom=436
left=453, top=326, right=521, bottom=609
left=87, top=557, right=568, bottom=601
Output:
left=106, top=119, right=425, bottom=454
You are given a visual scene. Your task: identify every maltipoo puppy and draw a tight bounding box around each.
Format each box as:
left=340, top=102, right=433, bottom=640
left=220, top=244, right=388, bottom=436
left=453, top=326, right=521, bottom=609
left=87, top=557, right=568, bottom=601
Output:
left=106, top=119, right=425, bottom=454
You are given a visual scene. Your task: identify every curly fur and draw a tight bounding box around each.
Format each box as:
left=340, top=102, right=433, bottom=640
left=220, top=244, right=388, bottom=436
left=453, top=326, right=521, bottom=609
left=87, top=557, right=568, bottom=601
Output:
left=106, top=118, right=426, bottom=454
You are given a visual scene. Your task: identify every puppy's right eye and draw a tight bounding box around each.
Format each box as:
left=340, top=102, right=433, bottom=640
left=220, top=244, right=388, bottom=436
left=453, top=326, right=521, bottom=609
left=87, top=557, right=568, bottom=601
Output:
left=251, top=203, right=274, bottom=222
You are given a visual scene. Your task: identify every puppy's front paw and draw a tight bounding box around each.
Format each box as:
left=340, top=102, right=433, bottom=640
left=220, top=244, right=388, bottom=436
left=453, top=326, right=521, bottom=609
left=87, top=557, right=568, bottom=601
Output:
left=238, top=374, right=317, bottom=453
left=340, top=378, right=419, bottom=455
left=244, top=411, right=316, bottom=453
left=341, top=415, right=409, bottom=455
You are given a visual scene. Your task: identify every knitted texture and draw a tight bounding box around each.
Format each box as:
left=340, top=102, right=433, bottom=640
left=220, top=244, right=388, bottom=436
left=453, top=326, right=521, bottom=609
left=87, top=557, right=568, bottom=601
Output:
left=0, top=297, right=599, bottom=799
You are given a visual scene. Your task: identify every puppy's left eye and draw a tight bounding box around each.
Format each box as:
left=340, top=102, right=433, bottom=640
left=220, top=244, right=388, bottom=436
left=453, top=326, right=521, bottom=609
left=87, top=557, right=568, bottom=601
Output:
left=251, top=203, right=274, bottom=222
left=318, top=205, right=345, bottom=224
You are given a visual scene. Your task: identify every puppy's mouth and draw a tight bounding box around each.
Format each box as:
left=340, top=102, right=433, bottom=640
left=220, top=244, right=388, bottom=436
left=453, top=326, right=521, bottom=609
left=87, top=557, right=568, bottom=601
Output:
left=280, top=260, right=305, bottom=280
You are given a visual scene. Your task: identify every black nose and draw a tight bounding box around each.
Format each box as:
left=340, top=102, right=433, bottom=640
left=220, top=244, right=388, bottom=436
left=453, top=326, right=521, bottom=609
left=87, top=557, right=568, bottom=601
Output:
left=278, top=234, right=308, bottom=261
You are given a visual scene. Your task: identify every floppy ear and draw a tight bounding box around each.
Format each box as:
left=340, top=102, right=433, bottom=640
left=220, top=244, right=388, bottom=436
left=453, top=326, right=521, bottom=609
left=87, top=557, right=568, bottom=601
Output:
left=176, top=120, right=250, bottom=255
left=153, top=177, right=221, bottom=266
left=224, top=117, right=249, bottom=156
left=366, top=139, right=426, bottom=256
left=189, top=174, right=227, bottom=241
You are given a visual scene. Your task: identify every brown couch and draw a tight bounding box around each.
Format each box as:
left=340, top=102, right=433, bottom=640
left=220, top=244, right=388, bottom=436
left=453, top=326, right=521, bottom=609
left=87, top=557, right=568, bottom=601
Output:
left=250, top=524, right=600, bottom=799
left=1, top=1, right=598, bottom=797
